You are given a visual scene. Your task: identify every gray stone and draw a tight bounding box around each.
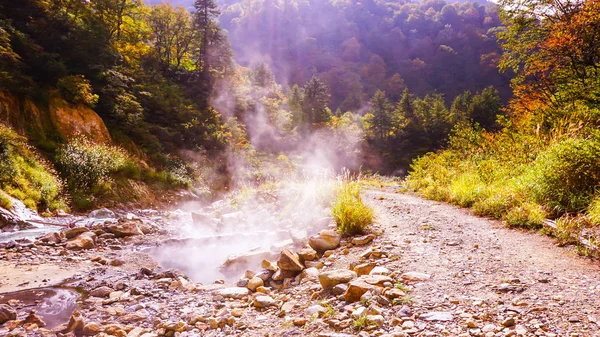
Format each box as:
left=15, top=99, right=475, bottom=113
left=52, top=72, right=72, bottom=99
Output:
left=214, top=287, right=250, bottom=299
left=401, top=272, right=431, bottom=282
left=420, top=312, right=454, bottom=321
left=253, top=295, right=277, bottom=308
left=89, top=208, right=116, bottom=219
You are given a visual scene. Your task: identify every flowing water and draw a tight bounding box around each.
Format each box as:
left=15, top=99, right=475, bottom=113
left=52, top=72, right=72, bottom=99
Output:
left=0, top=287, right=81, bottom=329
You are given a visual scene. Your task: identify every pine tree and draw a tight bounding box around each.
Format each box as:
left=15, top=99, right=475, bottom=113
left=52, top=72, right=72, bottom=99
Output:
left=302, top=76, right=331, bottom=126
left=193, top=0, right=219, bottom=72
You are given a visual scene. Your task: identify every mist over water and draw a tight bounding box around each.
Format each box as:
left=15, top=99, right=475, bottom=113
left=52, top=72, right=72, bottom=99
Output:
left=153, top=77, right=364, bottom=283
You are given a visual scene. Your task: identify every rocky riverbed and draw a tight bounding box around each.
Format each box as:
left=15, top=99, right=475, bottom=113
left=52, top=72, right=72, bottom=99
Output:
left=1, top=187, right=600, bottom=337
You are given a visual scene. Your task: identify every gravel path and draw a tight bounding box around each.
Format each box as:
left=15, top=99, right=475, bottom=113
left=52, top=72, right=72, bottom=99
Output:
left=364, top=188, right=600, bottom=336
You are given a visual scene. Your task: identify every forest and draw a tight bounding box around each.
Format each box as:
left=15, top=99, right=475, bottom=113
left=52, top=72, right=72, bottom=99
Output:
left=1, top=0, right=600, bottom=231
left=1, top=0, right=600, bottom=336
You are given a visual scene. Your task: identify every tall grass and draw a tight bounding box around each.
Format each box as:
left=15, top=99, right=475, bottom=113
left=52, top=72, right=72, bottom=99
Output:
left=407, top=118, right=600, bottom=238
left=0, top=123, right=65, bottom=211
left=332, top=181, right=374, bottom=236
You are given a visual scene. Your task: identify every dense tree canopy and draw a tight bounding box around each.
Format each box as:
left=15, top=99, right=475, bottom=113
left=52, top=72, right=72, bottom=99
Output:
left=218, top=0, right=512, bottom=111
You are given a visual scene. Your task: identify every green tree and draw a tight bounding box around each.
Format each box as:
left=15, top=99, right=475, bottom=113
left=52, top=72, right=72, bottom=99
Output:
left=369, top=90, right=392, bottom=143
left=470, top=86, right=502, bottom=130
left=302, top=75, right=331, bottom=127
left=288, top=84, right=304, bottom=128
left=193, top=0, right=219, bottom=72
left=252, top=62, right=275, bottom=88
left=148, top=4, right=196, bottom=69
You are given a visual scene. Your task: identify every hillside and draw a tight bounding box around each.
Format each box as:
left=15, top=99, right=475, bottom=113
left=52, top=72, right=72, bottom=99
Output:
left=1, top=0, right=600, bottom=336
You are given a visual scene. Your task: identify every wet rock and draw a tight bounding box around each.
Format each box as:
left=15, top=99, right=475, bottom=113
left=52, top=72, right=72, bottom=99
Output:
left=82, top=322, right=101, bottom=335
left=89, top=208, right=116, bottom=219
left=105, top=219, right=144, bottom=237
left=277, top=248, right=304, bottom=276
left=90, top=286, right=114, bottom=298
left=247, top=277, right=264, bottom=292
left=0, top=207, right=32, bottom=231
left=24, top=311, right=45, bottom=327
left=64, top=227, right=89, bottom=239
left=420, top=312, right=454, bottom=321
left=0, top=304, right=17, bottom=324
left=352, top=234, right=375, bottom=246
left=214, top=287, right=250, bottom=300
left=65, top=231, right=96, bottom=250
left=309, top=229, right=341, bottom=253
left=401, top=271, right=431, bottom=282
left=319, top=269, right=357, bottom=289
left=253, top=295, right=277, bottom=308
left=39, top=232, right=62, bottom=244
left=64, top=311, right=85, bottom=335
left=297, top=247, right=318, bottom=262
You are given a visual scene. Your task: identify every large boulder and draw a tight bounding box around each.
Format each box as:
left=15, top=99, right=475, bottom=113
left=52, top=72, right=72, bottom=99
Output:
left=105, top=219, right=144, bottom=238
left=277, top=248, right=304, bottom=278
left=308, top=229, right=341, bottom=253
left=39, top=231, right=62, bottom=244
left=0, top=304, right=16, bottom=324
left=64, top=227, right=89, bottom=239
left=319, top=270, right=357, bottom=289
left=65, top=231, right=96, bottom=250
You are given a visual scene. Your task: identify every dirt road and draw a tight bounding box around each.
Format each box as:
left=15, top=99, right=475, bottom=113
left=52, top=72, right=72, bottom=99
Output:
left=362, top=188, right=600, bottom=336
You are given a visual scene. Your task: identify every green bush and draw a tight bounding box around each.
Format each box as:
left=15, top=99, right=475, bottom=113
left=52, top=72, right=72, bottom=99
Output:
left=55, top=138, right=133, bottom=192
left=332, top=181, right=374, bottom=236
left=525, top=138, right=600, bottom=214
left=57, top=75, right=98, bottom=107
left=0, top=123, right=65, bottom=211
left=587, top=197, right=600, bottom=226
left=0, top=189, right=12, bottom=209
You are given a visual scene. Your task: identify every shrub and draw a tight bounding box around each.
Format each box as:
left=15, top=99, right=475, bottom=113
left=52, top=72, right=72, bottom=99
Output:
left=57, top=75, right=98, bottom=107
left=332, top=181, right=374, bottom=235
left=525, top=138, right=600, bottom=215
left=0, top=189, right=11, bottom=209
left=503, top=202, right=546, bottom=229
left=0, top=123, right=65, bottom=211
left=55, top=138, right=133, bottom=192
left=587, top=197, right=600, bottom=226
